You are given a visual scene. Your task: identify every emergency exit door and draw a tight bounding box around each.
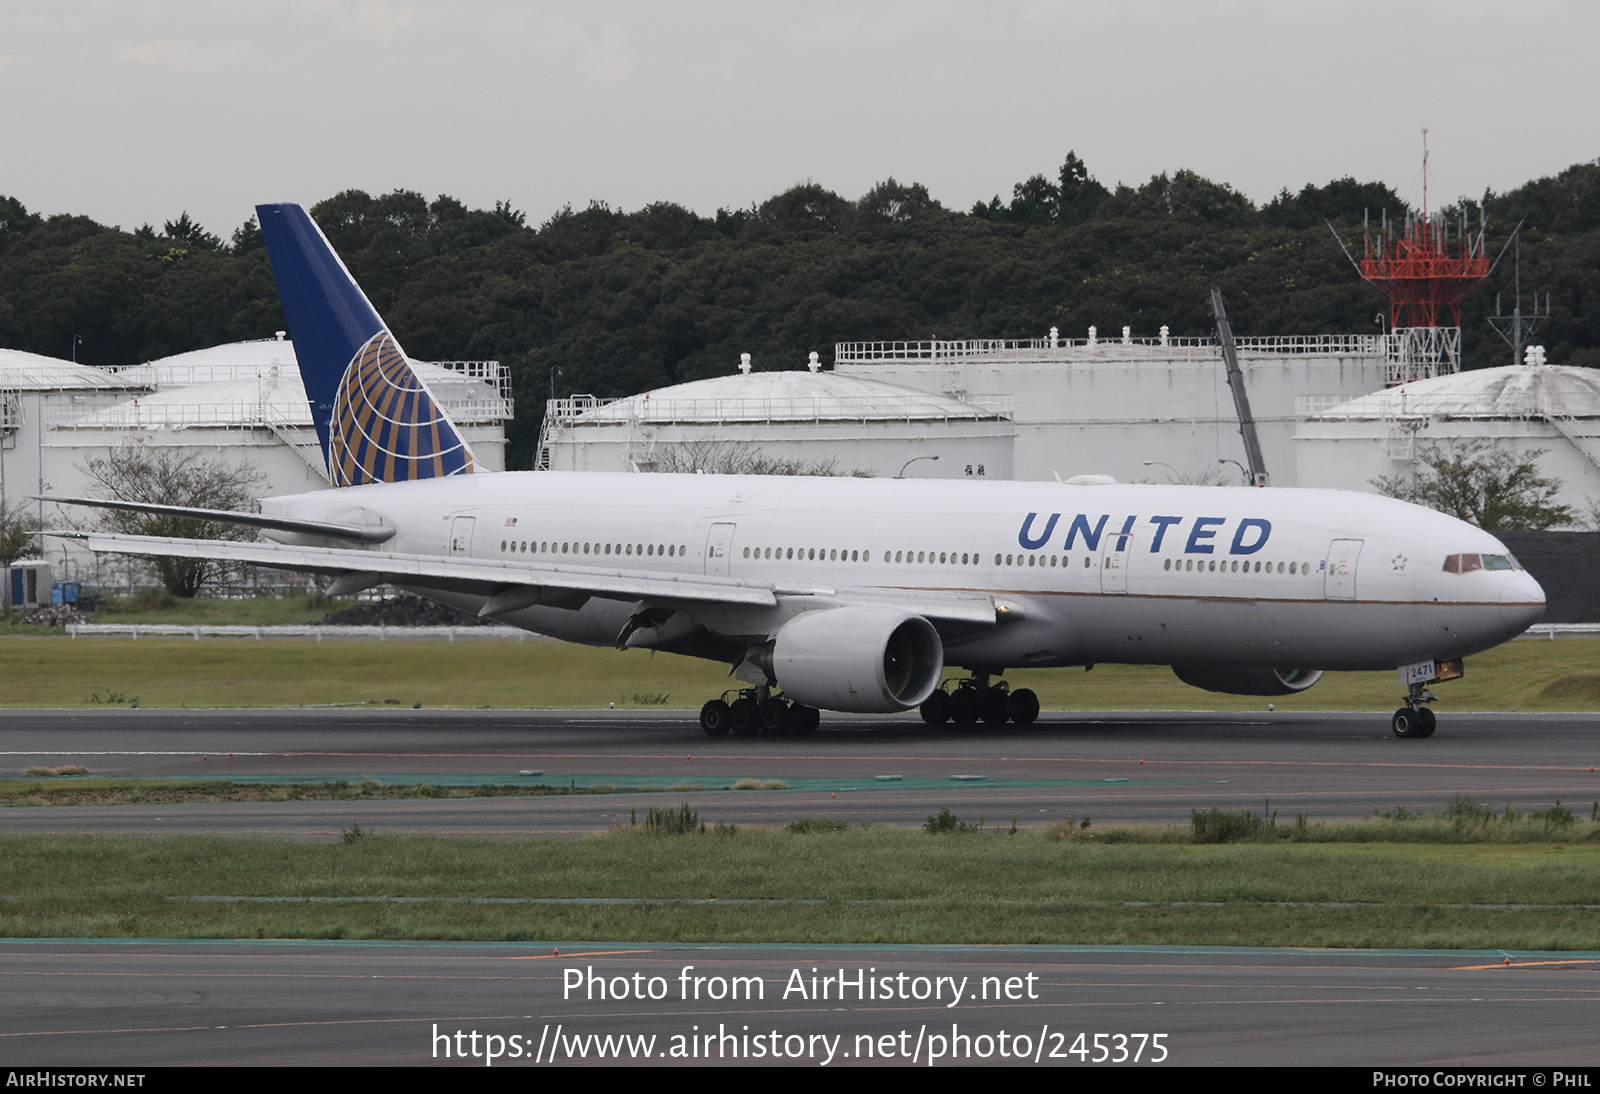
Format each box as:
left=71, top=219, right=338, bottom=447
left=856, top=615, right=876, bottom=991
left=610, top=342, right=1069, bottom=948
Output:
left=1325, top=538, right=1362, bottom=599
left=704, top=523, right=736, bottom=576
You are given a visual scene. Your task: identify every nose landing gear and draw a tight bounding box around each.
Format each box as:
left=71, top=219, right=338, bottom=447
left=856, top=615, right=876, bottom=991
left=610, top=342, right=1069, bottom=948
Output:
left=1392, top=683, right=1438, bottom=739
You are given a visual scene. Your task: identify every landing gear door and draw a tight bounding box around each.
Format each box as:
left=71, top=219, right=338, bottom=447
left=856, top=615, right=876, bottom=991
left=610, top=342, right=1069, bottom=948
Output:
left=1325, top=538, right=1362, bottom=599
left=448, top=516, right=475, bottom=555
left=1100, top=523, right=1135, bottom=594
left=705, top=522, right=736, bottom=577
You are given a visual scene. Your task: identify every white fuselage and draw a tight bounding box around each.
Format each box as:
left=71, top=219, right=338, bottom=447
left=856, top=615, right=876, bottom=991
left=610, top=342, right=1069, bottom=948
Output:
left=262, top=472, right=1545, bottom=675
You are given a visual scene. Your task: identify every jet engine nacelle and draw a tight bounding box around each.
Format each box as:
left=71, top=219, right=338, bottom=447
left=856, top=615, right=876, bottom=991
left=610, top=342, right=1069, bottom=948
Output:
left=1171, top=666, right=1324, bottom=696
left=773, top=605, right=944, bottom=713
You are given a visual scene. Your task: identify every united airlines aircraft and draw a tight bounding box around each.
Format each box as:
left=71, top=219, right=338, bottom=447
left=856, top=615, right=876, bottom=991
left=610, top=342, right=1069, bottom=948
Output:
left=48, top=204, right=1546, bottom=739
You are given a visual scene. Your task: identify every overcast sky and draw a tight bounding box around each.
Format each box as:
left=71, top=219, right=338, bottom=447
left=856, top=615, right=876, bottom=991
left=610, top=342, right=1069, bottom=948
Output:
left=2, top=1, right=1594, bottom=237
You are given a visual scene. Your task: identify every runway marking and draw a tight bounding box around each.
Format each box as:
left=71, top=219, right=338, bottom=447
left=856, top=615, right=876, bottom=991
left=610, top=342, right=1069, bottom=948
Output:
left=1451, top=958, right=1600, bottom=970
left=0, top=751, right=273, bottom=757
left=8, top=749, right=1594, bottom=775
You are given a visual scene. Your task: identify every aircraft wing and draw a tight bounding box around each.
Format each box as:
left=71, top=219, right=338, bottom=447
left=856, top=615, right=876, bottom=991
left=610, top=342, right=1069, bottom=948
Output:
left=49, top=532, right=1001, bottom=625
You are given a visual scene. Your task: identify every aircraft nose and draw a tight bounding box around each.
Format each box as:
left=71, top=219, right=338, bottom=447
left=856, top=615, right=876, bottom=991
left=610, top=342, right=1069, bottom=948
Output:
left=1500, top=571, right=1546, bottom=636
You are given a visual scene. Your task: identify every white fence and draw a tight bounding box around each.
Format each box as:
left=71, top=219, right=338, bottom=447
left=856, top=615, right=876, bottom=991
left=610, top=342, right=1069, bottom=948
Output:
left=64, top=623, right=550, bottom=642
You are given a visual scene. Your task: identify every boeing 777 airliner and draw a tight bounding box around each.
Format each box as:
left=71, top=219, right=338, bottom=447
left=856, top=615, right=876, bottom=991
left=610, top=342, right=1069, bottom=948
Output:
left=48, top=204, right=1546, bottom=739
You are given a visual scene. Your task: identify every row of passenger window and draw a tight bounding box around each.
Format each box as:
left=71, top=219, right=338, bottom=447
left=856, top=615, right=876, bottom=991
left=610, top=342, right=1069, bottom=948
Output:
left=745, top=547, right=874, bottom=562
left=496, top=539, right=1310, bottom=577
left=744, top=548, right=991, bottom=564
left=993, top=553, right=1315, bottom=575
left=1165, top=558, right=1314, bottom=575
left=500, top=540, right=688, bottom=558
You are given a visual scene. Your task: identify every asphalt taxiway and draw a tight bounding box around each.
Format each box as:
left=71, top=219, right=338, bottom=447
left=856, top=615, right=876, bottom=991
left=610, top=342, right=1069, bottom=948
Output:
left=4, top=708, right=1600, bottom=1068
left=4, top=940, right=1599, bottom=1067
left=1, top=708, right=1598, bottom=837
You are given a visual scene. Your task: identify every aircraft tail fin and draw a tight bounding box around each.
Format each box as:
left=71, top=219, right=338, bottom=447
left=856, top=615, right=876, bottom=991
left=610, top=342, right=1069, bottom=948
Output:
left=256, top=202, right=477, bottom=486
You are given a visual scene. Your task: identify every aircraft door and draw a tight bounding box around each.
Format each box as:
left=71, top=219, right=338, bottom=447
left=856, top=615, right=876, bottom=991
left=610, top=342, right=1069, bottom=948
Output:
left=1100, top=519, right=1136, bottom=594
left=449, top=516, right=476, bottom=555
left=1325, top=538, right=1362, bottom=599
left=705, top=522, right=736, bottom=577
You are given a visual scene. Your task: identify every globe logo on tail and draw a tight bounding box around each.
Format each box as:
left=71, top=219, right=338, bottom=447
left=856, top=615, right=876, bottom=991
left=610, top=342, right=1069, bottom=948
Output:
left=328, top=330, right=476, bottom=486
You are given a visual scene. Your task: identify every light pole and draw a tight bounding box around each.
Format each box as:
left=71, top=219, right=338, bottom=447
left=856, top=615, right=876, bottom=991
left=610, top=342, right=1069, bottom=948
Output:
left=1142, top=460, right=1179, bottom=482
left=896, top=455, right=939, bottom=479
left=1218, top=458, right=1250, bottom=485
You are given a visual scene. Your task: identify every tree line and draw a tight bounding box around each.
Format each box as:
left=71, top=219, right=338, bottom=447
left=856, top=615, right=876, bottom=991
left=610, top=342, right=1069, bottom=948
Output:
left=3, top=155, right=1599, bottom=470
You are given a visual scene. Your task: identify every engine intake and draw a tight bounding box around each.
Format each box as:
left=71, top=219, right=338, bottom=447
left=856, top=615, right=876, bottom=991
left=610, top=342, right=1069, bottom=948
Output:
left=1172, top=666, right=1324, bottom=696
left=773, top=605, right=944, bottom=713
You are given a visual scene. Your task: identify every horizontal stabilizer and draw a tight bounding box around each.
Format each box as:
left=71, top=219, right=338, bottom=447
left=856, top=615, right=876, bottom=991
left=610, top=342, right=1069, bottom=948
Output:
left=47, top=531, right=781, bottom=609
left=36, top=496, right=395, bottom=544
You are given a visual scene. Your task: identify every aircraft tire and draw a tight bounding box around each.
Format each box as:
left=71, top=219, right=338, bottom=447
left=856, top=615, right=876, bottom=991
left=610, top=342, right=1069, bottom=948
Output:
left=1007, top=688, right=1040, bottom=725
left=790, top=704, right=820, bottom=735
left=699, top=699, right=731, bottom=736
left=1391, top=707, right=1422, bottom=738
left=920, top=690, right=950, bottom=725
left=730, top=698, right=760, bottom=736
left=949, top=688, right=980, bottom=725
left=1415, top=707, right=1437, bottom=738
left=979, top=687, right=1011, bottom=725
left=759, top=699, right=792, bottom=735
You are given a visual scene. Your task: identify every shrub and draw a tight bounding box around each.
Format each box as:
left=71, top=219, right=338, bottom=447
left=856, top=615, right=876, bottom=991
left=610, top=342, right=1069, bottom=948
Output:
left=784, top=817, right=850, bottom=834
left=924, top=807, right=979, bottom=834
left=644, top=803, right=700, bottom=835
left=1192, top=805, right=1276, bottom=843
left=1533, top=801, right=1578, bottom=829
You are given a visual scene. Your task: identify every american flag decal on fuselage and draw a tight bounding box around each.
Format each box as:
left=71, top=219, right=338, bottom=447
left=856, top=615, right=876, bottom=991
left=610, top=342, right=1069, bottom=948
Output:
left=328, top=330, right=475, bottom=486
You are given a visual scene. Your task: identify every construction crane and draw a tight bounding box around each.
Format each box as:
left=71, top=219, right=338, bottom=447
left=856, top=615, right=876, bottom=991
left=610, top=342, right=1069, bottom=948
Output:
left=1209, top=288, right=1268, bottom=487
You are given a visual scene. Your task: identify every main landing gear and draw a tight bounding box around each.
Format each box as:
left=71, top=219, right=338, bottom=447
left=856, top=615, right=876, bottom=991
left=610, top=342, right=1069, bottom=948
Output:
left=1391, top=683, right=1438, bottom=739
left=919, top=674, right=1039, bottom=727
left=700, top=688, right=819, bottom=738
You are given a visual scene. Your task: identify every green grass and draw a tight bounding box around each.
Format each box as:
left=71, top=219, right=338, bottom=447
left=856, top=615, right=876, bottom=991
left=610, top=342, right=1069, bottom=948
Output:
left=0, top=637, right=732, bottom=709
left=0, top=630, right=1596, bottom=711
left=3, top=828, right=1599, bottom=947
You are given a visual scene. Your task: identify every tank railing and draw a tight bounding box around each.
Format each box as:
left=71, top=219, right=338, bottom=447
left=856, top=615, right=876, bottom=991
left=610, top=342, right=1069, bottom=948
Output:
left=542, top=391, right=1016, bottom=427
left=834, top=334, right=1388, bottom=363
left=1298, top=389, right=1600, bottom=422
left=110, top=358, right=510, bottom=403
left=44, top=392, right=513, bottom=429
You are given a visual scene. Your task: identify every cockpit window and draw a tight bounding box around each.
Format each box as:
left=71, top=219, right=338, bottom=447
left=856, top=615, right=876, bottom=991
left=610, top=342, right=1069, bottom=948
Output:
left=1443, top=553, right=1521, bottom=573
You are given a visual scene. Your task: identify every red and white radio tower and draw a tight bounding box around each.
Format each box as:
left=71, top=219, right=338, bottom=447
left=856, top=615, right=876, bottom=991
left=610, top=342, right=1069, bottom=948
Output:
left=1358, top=131, right=1491, bottom=331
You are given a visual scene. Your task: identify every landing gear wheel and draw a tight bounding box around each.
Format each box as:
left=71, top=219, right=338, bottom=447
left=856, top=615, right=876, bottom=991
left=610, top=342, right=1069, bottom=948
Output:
left=1415, top=706, right=1437, bottom=738
left=979, top=687, right=1011, bottom=725
left=1007, top=688, right=1040, bottom=726
left=758, top=698, right=792, bottom=735
left=1392, top=707, right=1424, bottom=739
left=729, top=697, right=760, bottom=736
left=920, top=690, right=951, bottom=725
left=949, top=688, right=980, bottom=725
left=699, top=699, right=731, bottom=736
left=790, top=704, right=820, bottom=735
